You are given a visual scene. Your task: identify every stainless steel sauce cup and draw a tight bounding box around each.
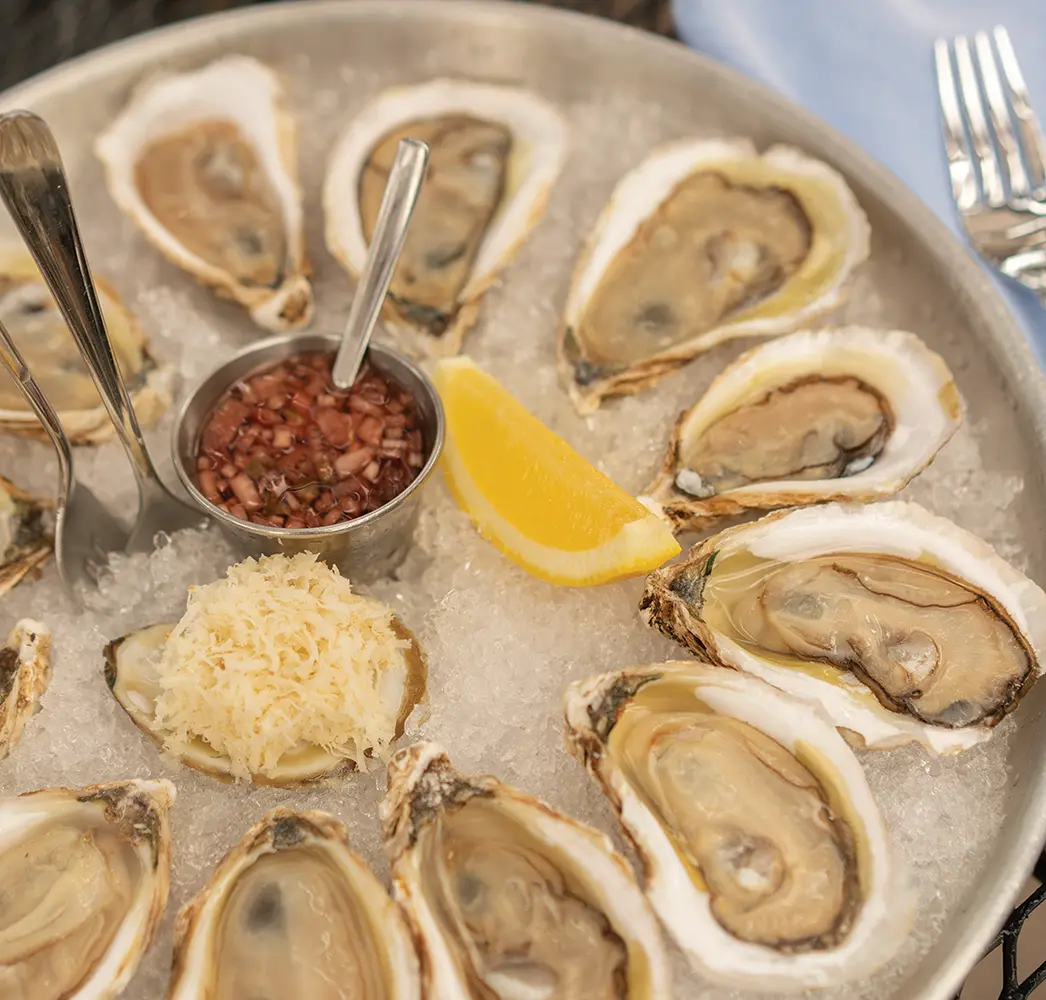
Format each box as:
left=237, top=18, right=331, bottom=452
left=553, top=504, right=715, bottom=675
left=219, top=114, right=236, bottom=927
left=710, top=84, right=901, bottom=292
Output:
left=172, top=332, right=444, bottom=580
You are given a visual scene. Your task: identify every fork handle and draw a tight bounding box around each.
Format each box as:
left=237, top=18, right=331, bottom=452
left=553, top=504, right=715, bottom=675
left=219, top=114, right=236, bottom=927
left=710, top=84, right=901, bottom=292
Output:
left=0, top=110, right=160, bottom=489
left=0, top=316, right=72, bottom=510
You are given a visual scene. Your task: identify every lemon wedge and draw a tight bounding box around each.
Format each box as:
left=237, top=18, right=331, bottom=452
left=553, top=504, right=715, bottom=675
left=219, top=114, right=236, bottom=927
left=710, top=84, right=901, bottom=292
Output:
left=433, top=357, right=681, bottom=586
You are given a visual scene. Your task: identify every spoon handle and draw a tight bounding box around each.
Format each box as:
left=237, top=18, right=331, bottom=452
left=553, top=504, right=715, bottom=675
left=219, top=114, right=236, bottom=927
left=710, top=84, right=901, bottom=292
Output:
left=0, top=316, right=72, bottom=511
left=332, top=137, right=429, bottom=389
left=0, top=110, right=160, bottom=487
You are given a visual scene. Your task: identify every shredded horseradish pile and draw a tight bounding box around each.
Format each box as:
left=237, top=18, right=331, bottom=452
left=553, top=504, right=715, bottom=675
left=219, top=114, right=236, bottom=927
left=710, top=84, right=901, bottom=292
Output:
left=151, top=552, right=412, bottom=780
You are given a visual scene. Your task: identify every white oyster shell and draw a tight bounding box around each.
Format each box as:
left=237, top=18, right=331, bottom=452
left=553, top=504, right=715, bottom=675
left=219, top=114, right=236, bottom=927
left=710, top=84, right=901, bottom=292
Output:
left=103, top=619, right=426, bottom=786
left=168, top=809, right=420, bottom=1000
left=381, top=741, right=670, bottom=999
left=640, top=327, right=963, bottom=532
left=0, top=778, right=174, bottom=1000
left=0, top=619, right=51, bottom=760
left=95, top=56, right=312, bottom=332
left=324, top=79, right=569, bottom=356
left=0, top=250, right=171, bottom=444
left=564, top=662, right=910, bottom=992
left=560, top=138, right=871, bottom=413
left=642, top=501, right=1046, bottom=753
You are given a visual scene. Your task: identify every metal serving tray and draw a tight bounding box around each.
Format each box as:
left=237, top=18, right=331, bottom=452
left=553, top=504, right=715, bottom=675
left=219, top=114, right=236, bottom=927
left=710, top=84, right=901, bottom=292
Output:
left=0, top=3, right=1044, bottom=998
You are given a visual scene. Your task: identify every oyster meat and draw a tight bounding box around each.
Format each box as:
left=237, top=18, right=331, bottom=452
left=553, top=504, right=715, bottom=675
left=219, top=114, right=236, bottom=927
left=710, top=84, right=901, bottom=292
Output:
left=0, top=619, right=51, bottom=760
left=325, top=79, right=568, bottom=355
left=168, top=808, right=420, bottom=1000
left=564, top=662, right=907, bottom=991
left=640, top=328, right=963, bottom=533
left=0, top=251, right=170, bottom=443
left=0, top=778, right=174, bottom=1000
left=95, top=56, right=312, bottom=332
left=642, top=501, right=1046, bottom=753
left=0, top=473, right=52, bottom=596
left=104, top=618, right=426, bottom=785
left=381, top=741, right=670, bottom=999
left=560, top=139, right=870, bottom=412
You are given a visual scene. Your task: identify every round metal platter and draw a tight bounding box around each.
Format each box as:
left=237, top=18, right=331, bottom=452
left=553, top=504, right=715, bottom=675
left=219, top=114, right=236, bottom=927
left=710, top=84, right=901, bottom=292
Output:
left=1, top=3, right=1045, bottom=999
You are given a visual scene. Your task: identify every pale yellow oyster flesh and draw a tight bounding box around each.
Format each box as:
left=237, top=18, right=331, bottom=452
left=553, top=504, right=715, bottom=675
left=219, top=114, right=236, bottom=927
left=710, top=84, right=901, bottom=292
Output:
left=560, top=140, right=869, bottom=412
left=0, top=474, right=52, bottom=596
left=609, top=674, right=858, bottom=947
left=381, top=741, right=670, bottom=999
left=103, top=619, right=427, bottom=786
left=563, top=663, right=906, bottom=991
left=0, top=778, right=175, bottom=1000
left=640, top=328, right=962, bottom=534
left=95, top=56, right=313, bottom=333
left=168, top=809, right=420, bottom=1000
left=359, top=116, right=511, bottom=338
left=0, top=619, right=51, bottom=761
left=0, top=252, right=169, bottom=444
left=640, top=502, right=1046, bottom=752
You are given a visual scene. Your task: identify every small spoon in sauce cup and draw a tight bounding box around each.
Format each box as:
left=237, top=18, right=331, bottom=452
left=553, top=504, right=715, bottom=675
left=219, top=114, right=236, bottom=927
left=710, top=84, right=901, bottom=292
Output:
left=332, top=137, right=429, bottom=389
left=172, top=138, right=444, bottom=580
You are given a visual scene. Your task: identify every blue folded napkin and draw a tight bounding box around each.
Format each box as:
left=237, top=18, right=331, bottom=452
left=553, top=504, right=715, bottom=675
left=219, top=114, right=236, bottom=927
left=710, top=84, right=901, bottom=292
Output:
left=671, top=0, right=1046, bottom=363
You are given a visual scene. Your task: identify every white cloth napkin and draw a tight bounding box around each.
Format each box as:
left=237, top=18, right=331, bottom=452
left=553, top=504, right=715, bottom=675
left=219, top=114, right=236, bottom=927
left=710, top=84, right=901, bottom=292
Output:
left=671, top=0, right=1046, bottom=362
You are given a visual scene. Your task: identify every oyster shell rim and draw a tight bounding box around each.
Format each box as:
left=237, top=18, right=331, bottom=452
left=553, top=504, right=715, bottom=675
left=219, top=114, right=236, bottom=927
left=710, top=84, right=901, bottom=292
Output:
left=93, top=54, right=314, bottom=333
left=558, top=137, right=872, bottom=414
left=380, top=739, right=672, bottom=1000
left=562, top=661, right=910, bottom=992
left=102, top=618, right=428, bottom=787
left=323, top=77, right=570, bottom=357
left=0, top=777, right=175, bottom=1000
left=167, top=806, right=421, bottom=1000
left=0, top=618, right=51, bottom=761
left=638, top=327, right=964, bottom=534
left=0, top=473, right=53, bottom=597
left=640, top=500, right=1046, bottom=753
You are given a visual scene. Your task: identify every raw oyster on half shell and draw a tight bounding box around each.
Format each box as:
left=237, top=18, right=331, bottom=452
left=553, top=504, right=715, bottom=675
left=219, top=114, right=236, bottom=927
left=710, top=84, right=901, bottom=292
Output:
left=564, top=662, right=908, bottom=992
left=560, top=139, right=870, bottom=412
left=0, top=474, right=52, bottom=595
left=95, top=56, right=313, bottom=332
left=325, top=79, right=569, bottom=355
left=168, top=808, right=420, bottom=1000
left=0, top=619, right=51, bottom=760
left=103, top=619, right=426, bottom=785
left=0, top=251, right=170, bottom=443
left=0, top=778, right=175, bottom=1000
left=640, top=328, right=963, bottom=533
left=381, top=741, right=670, bottom=999
left=641, top=501, right=1046, bottom=753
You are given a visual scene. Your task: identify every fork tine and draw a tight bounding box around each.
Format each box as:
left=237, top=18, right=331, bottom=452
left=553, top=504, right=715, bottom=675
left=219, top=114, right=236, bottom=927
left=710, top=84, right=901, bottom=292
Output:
left=954, top=35, right=1005, bottom=205
left=974, top=31, right=1031, bottom=196
left=934, top=39, right=979, bottom=213
left=993, top=26, right=1046, bottom=192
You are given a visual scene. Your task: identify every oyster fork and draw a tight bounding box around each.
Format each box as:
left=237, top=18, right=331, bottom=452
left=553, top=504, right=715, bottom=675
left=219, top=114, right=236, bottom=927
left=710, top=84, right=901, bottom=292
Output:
left=0, top=317, right=128, bottom=601
left=934, top=26, right=1046, bottom=296
left=0, top=110, right=206, bottom=553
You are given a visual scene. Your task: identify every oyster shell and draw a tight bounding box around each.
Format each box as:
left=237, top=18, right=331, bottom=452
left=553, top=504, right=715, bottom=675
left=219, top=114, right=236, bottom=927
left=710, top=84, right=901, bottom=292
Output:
left=0, top=473, right=52, bottom=595
left=642, top=501, right=1046, bottom=753
left=0, top=251, right=170, bottom=443
left=103, top=619, right=426, bottom=785
left=168, top=808, right=420, bottom=1000
left=95, top=56, right=313, bottom=332
left=640, top=328, right=963, bottom=533
left=560, top=139, right=870, bottom=412
left=324, top=79, right=569, bottom=355
left=564, top=662, right=909, bottom=992
left=0, top=778, right=174, bottom=1000
left=0, top=619, right=51, bottom=760
left=381, top=741, right=670, bottom=999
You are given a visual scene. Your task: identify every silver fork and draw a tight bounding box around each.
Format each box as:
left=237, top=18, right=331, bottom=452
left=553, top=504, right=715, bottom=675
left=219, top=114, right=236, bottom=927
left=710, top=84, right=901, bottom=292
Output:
left=934, top=26, right=1046, bottom=295
left=0, top=318, right=128, bottom=601
left=0, top=110, right=206, bottom=552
